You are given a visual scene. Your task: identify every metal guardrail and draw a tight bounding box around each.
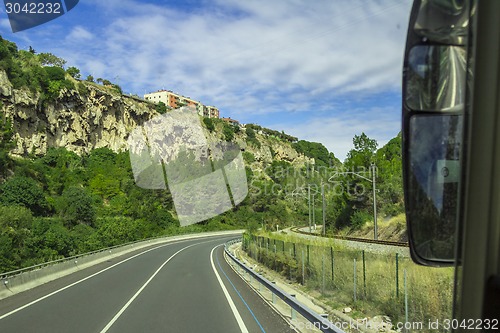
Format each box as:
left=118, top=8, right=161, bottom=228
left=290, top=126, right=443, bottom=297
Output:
left=224, top=238, right=347, bottom=333
left=0, top=234, right=172, bottom=279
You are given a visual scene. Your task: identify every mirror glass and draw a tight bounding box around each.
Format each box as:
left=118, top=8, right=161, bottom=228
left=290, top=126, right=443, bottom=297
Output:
left=405, top=45, right=466, bottom=112
left=414, top=0, right=469, bottom=45
left=407, top=114, right=462, bottom=262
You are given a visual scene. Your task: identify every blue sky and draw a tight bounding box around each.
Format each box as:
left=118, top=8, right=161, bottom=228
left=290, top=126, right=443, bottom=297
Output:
left=0, top=0, right=412, bottom=161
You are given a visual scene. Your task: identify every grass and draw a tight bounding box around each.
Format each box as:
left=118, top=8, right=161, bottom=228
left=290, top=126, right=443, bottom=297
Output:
left=243, top=231, right=454, bottom=331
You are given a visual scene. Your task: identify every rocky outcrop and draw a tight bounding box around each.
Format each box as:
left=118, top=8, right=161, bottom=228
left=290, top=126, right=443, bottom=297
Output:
left=0, top=71, right=155, bottom=156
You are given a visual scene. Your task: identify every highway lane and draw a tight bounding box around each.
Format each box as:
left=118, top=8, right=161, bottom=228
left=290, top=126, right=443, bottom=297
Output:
left=0, top=234, right=292, bottom=333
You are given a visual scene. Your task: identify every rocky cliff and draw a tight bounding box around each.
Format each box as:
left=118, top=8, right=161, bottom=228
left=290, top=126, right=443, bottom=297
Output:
left=0, top=70, right=155, bottom=156
left=0, top=70, right=312, bottom=167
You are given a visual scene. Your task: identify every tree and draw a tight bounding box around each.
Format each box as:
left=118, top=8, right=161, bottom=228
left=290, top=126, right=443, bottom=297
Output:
left=86, top=75, right=94, bottom=82
left=44, top=66, right=66, bottom=81
left=293, top=140, right=331, bottom=166
left=353, top=132, right=378, bottom=154
left=37, top=53, right=66, bottom=68
left=66, top=66, right=81, bottom=79
left=203, top=117, right=215, bottom=132
left=223, top=123, right=235, bottom=141
left=246, top=127, right=256, bottom=139
left=112, top=84, right=122, bottom=94
left=0, top=176, right=49, bottom=216
left=58, top=187, right=96, bottom=227
left=0, top=206, right=33, bottom=272
left=0, top=205, right=33, bottom=230
left=156, top=101, right=167, bottom=114
left=345, top=132, right=378, bottom=170
left=28, top=46, right=36, bottom=54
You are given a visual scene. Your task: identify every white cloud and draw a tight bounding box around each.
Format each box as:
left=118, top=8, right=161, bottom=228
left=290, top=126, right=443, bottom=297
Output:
left=53, top=0, right=412, bottom=104
left=67, top=26, right=93, bottom=41
left=273, top=107, right=401, bottom=162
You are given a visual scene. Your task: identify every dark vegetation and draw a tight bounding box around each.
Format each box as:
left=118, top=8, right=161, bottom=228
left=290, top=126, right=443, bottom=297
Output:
left=0, top=36, right=122, bottom=99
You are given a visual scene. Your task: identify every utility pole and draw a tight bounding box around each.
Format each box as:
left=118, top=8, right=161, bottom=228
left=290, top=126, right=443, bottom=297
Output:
left=308, top=185, right=312, bottom=233
left=312, top=194, right=315, bottom=230
left=372, top=163, right=378, bottom=240
left=322, top=183, right=326, bottom=236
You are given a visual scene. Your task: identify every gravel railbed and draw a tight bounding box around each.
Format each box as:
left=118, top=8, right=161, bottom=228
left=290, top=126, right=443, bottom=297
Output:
left=278, top=227, right=410, bottom=257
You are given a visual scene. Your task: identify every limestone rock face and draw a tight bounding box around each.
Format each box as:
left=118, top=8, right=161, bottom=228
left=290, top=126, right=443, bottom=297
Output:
left=0, top=71, right=155, bottom=156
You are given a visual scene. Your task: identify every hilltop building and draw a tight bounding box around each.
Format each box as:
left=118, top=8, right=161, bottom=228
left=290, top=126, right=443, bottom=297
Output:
left=144, top=90, right=219, bottom=118
left=222, top=117, right=240, bottom=126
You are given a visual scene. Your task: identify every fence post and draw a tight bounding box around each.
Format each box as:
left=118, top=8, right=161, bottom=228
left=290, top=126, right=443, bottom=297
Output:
left=322, top=255, right=325, bottom=294
left=273, top=244, right=277, bottom=271
left=404, top=269, right=408, bottom=332
left=353, top=258, right=357, bottom=302
left=331, top=247, right=334, bottom=284
left=396, top=253, right=399, bottom=298
left=293, top=243, right=296, bottom=258
left=307, top=245, right=310, bottom=266
left=302, top=249, right=305, bottom=285
left=362, top=250, right=366, bottom=299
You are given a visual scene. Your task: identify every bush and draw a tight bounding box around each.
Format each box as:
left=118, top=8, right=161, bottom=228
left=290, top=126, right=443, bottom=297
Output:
left=0, top=205, right=33, bottom=230
left=66, top=66, right=81, bottom=79
left=203, top=117, right=215, bottom=132
left=77, top=82, right=89, bottom=96
left=223, top=123, right=235, bottom=141
left=350, top=210, right=372, bottom=230
left=44, top=66, right=66, bottom=81
left=58, top=187, right=96, bottom=227
left=156, top=101, right=167, bottom=114
left=243, top=151, right=255, bottom=163
left=0, top=176, right=48, bottom=216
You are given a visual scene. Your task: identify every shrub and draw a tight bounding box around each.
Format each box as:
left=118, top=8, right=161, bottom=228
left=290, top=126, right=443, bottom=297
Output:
left=58, top=187, right=96, bottom=227
left=223, top=123, right=235, bottom=141
left=156, top=101, right=167, bottom=114
left=44, top=66, right=66, bottom=81
left=350, top=210, right=372, bottom=230
left=77, top=82, right=89, bottom=96
left=0, top=176, right=48, bottom=216
left=203, top=117, right=215, bottom=132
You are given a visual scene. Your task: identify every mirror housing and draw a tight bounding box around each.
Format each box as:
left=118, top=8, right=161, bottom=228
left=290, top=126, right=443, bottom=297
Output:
left=402, top=0, right=472, bottom=266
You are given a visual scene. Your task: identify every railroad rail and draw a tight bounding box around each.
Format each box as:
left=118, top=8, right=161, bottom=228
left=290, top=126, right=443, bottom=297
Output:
left=290, top=226, right=409, bottom=247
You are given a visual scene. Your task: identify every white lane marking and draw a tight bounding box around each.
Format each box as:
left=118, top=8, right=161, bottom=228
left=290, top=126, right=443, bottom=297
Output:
left=99, top=242, right=202, bottom=333
left=0, top=238, right=197, bottom=320
left=210, top=245, right=249, bottom=333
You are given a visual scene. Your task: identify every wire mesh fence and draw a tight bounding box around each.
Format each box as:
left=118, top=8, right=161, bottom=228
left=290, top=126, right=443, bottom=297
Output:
left=243, top=233, right=454, bottom=331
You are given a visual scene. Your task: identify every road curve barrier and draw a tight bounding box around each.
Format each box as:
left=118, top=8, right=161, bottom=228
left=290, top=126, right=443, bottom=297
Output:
left=224, top=239, right=347, bottom=333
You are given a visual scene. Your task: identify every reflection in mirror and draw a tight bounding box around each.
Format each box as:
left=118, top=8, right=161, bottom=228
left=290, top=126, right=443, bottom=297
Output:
left=407, top=114, right=462, bottom=262
left=406, top=45, right=466, bottom=112
left=413, top=0, right=470, bottom=45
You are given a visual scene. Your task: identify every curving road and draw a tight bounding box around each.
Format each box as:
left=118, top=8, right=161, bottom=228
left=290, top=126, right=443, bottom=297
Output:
left=0, top=234, right=292, bottom=333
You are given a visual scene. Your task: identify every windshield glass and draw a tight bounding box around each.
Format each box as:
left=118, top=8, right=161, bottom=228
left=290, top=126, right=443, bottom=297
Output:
left=0, top=1, right=456, bottom=332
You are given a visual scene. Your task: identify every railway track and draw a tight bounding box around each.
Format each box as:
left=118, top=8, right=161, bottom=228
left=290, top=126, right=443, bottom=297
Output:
left=290, top=226, right=409, bottom=247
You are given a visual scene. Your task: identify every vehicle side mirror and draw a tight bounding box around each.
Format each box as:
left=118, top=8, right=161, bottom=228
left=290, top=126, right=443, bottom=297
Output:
left=402, top=0, right=472, bottom=266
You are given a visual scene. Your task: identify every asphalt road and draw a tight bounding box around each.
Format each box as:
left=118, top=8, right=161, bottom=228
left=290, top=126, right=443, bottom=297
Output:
left=0, top=234, right=293, bottom=333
